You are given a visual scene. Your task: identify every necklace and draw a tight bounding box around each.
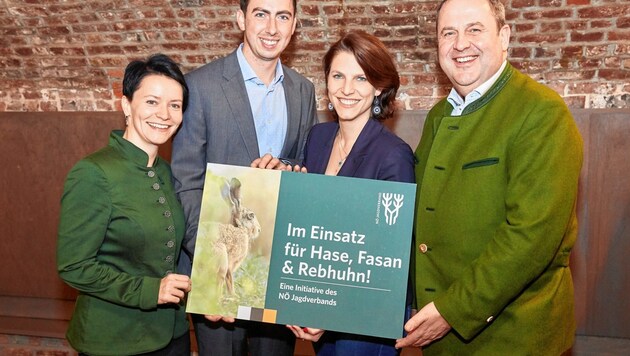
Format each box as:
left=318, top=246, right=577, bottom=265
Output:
left=337, top=132, right=349, bottom=170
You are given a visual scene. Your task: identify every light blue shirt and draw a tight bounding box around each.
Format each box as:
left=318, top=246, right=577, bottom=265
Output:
left=447, top=60, right=507, bottom=116
left=236, top=44, right=288, bottom=157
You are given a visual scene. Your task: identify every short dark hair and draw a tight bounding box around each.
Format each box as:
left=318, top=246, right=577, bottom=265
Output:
left=437, top=0, right=506, bottom=32
left=240, top=0, right=297, bottom=13
left=122, top=53, right=189, bottom=112
left=323, top=30, right=400, bottom=121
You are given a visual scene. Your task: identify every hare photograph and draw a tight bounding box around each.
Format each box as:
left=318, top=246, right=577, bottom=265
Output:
left=186, top=163, right=281, bottom=317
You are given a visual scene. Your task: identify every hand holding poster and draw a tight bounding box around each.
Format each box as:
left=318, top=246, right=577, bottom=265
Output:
left=186, top=163, right=416, bottom=339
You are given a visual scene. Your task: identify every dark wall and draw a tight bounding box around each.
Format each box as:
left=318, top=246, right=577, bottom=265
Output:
left=0, top=110, right=628, bottom=339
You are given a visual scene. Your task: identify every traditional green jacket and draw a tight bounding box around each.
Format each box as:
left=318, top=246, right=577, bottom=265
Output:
left=57, top=131, right=187, bottom=355
left=413, top=63, right=583, bottom=355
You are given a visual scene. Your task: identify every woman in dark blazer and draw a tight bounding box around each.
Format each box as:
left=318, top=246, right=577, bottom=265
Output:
left=57, top=54, right=192, bottom=355
left=287, top=31, right=416, bottom=356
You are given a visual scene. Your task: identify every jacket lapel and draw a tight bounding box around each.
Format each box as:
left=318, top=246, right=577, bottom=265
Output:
left=338, top=119, right=382, bottom=177
left=281, top=70, right=299, bottom=158
left=221, top=51, right=260, bottom=160
left=314, top=123, right=337, bottom=174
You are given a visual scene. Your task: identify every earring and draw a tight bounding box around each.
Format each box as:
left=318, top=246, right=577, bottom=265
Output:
left=372, top=96, right=382, bottom=116
left=125, top=115, right=129, bottom=125
left=328, top=102, right=334, bottom=111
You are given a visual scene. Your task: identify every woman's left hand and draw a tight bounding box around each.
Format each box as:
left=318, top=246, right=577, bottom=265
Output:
left=287, top=325, right=325, bottom=342
left=158, top=273, right=191, bottom=304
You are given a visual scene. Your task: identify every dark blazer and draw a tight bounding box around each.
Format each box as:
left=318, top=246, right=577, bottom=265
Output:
left=171, top=50, right=318, bottom=258
left=303, top=118, right=415, bottom=183
left=304, top=118, right=415, bottom=353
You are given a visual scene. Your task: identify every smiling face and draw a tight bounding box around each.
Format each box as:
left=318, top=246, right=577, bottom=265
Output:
left=122, top=74, right=184, bottom=156
left=437, top=0, right=510, bottom=96
left=237, top=0, right=297, bottom=65
left=327, top=51, right=381, bottom=123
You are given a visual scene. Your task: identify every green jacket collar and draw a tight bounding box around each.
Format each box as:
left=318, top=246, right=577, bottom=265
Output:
left=109, top=130, right=160, bottom=168
left=443, top=62, right=514, bottom=116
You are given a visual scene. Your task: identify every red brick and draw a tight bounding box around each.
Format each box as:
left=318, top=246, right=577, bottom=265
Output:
left=619, top=17, right=630, bottom=28
left=344, top=5, right=366, bottom=15
left=567, top=0, right=590, bottom=5
left=46, top=14, right=81, bottom=26
left=512, top=0, right=536, bottom=8
left=599, top=69, right=630, bottom=80
left=577, top=58, right=603, bottom=68
left=585, top=45, right=609, bottom=57
left=87, top=45, right=124, bottom=55
left=562, top=46, right=584, bottom=57
left=163, top=31, right=183, bottom=40
left=614, top=44, right=629, bottom=55
left=509, top=47, right=532, bottom=58
left=49, top=47, right=86, bottom=56
left=379, top=16, right=421, bottom=27
left=603, top=56, right=621, bottom=67
left=0, top=58, right=21, bottom=67
left=402, top=85, right=433, bottom=97
left=300, top=5, right=319, bottom=16
left=322, top=5, right=343, bottom=16
left=371, top=5, right=391, bottom=15
left=571, top=31, right=604, bottom=41
left=534, top=47, right=558, bottom=58
left=391, top=2, right=417, bottom=14
left=578, top=6, right=630, bottom=19
left=515, top=23, right=536, bottom=32
left=609, top=31, right=630, bottom=41
left=541, top=9, right=573, bottom=20
left=539, top=0, right=563, bottom=6
left=544, top=70, right=596, bottom=81
left=511, top=60, right=551, bottom=73
left=540, top=22, right=563, bottom=32
left=327, top=17, right=373, bottom=27
left=590, top=20, right=612, bottom=28
left=8, top=6, right=47, bottom=17
left=394, top=28, right=418, bottom=37
left=566, top=20, right=588, bottom=31
left=518, top=33, right=568, bottom=44
left=96, top=100, right=117, bottom=111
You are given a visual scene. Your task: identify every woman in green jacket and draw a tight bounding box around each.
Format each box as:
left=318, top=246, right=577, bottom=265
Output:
left=57, top=54, right=192, bottom=355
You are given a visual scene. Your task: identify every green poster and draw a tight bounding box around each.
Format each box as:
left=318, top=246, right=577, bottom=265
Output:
left=186, top=163, right=416, bottom=339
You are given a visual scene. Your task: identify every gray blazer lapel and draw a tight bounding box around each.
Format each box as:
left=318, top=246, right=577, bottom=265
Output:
left=221, top=52, right=260, bottom=160
left=281, top=69, right=300, bottom=158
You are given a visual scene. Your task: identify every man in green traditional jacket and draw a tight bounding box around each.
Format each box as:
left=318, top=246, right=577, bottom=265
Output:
left=395, top=0, right=583, bottom=354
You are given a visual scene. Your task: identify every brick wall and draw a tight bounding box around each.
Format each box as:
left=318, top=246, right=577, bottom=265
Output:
left=0, top=0, right=629, bottom=112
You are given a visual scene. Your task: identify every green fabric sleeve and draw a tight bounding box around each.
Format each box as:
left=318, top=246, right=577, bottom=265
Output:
left=57, top=160, right=159, bottom=310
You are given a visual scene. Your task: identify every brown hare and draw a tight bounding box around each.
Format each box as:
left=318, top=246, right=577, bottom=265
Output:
left=213, top=177, right=261, bottom=295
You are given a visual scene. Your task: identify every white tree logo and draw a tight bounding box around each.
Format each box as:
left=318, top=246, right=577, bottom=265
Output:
left=382, top=193, right=404, bottom=225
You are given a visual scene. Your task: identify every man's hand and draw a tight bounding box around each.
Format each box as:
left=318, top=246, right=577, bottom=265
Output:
left=251, top=153, right=307, bottom=172
left=395, top=302, right=451, bottom=349
left=251, top=154, right=286, bottom=170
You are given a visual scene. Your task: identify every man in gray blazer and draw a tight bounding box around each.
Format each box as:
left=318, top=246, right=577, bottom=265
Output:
left=171, top=0, right=317, bottom=355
